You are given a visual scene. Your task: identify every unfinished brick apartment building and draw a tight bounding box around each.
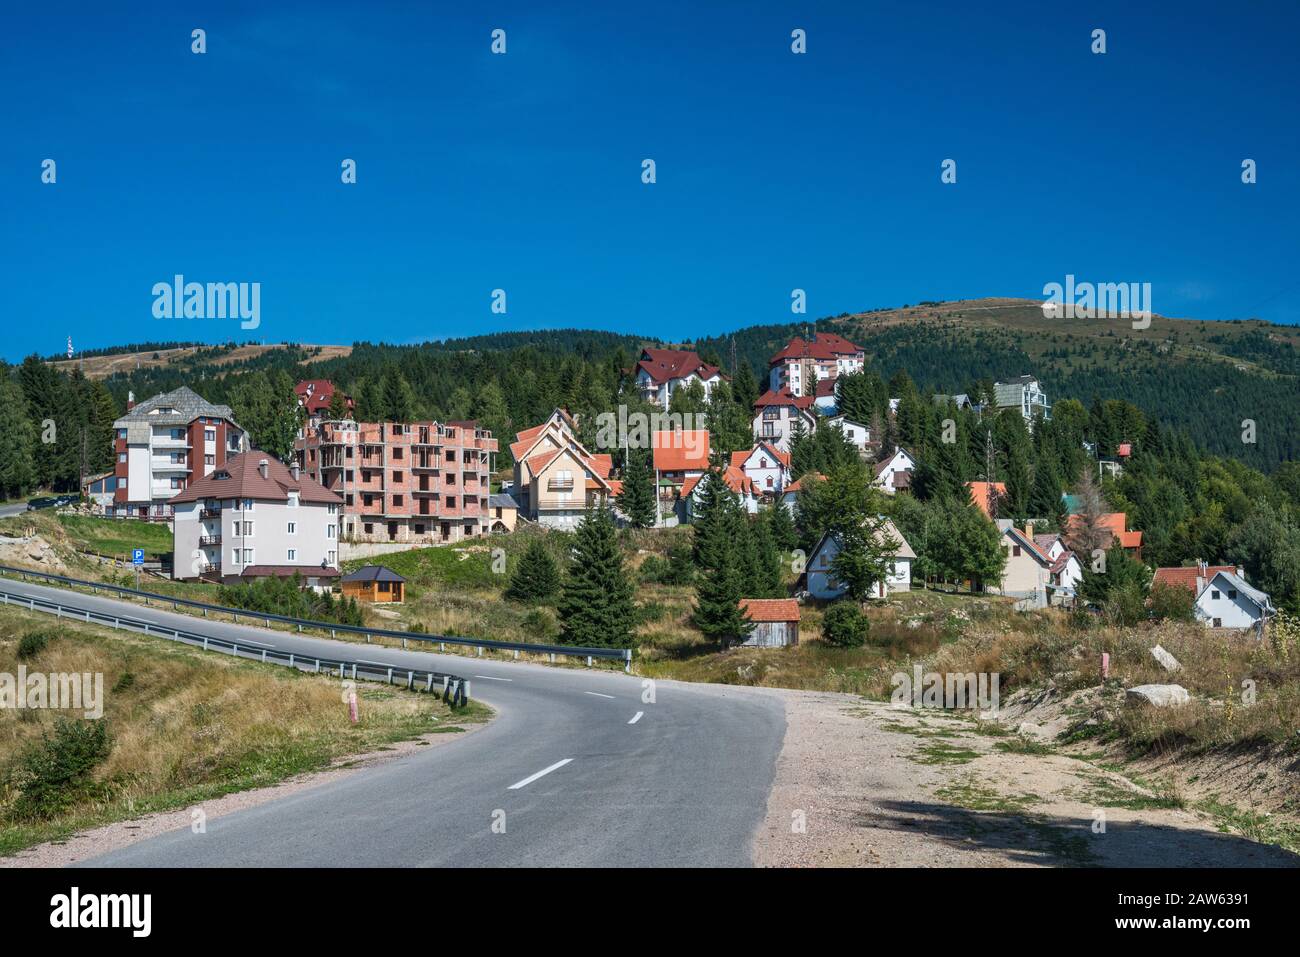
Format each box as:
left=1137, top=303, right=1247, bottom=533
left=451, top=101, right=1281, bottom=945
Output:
left=294, top=419, right=497, bottom=544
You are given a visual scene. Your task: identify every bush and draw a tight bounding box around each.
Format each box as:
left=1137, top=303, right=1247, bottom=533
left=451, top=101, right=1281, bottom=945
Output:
left=521, top=607, right=558, bottom=642
left=1149, top=581, right=1196, bottom=622
left=7, top=718, right=114, bottom=820
left=640, top=544, right=694, bottom=586
left=1103, top=581, right=1149, bottom=627
left=16, top=630, right=55, bottom=660
left=822, top=602, right=870, bottom=647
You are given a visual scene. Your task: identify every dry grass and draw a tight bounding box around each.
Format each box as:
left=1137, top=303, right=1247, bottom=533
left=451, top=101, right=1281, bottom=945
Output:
left=0, top=605, right=487, bottom=854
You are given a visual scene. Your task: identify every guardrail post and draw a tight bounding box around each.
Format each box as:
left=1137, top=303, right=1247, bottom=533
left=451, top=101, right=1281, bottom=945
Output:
left=441, top=676, right=449, bottom=700
left=331, top=628, right=336, bottom=638
left=203, top=608, right=207, bottom=618
left=315, top=658, right=321, bottom=673
left=339, top=663, right=345, bottom=678
left=625, top=651, right=632, bottom=673
left=402, top=638, right=408, bottom=650
left=477, top=646, right=483, bottom=657
left=352, top=663, right=357, bottom=679
left=550, top=653, right=555, bottom=663
left=232, top=644, right=238, bottom=657
left=440, top=642, right=445, bottom=652
left=587, top=656, right=593, bottom=667
left=386, top=667, right=393, bottom=685
left=202, top=636, right=209, bottom=651
left=407, top=670, right=413, bottom=689
left=513, top=649, right=519, bottom=660
left=261, top=649, right=267, bottom=663
left=426, top=673, right=433, bottom=692
left=364, top=633, right=371, bottom=643
left=288, top=654, right=294, bottom=668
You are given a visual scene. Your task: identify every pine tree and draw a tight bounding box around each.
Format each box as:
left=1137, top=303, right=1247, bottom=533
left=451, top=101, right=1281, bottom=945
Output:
left=749, top=513, right=785, bottom=597
left=766, top=499, right=798, bottom=552
left=692, top=487, right=752, bottom=647
left=505, top=538, right=562, bottom=602
left=557, top=507, right=636, bottom=648
left=616, top=448, right=657, bottom=529
left=0, top=379, right=37, bottom=498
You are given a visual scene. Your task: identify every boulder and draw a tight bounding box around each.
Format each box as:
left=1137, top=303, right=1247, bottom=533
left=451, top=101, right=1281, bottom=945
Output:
left=1150, top=644, right=1182, bottom=672
left=1125, top=684, right=1190, bottom=708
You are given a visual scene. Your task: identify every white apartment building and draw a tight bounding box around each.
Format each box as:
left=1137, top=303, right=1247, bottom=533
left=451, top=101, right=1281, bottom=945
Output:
left=171, top=452, right=343, bottom=586
left=110, top=386, right=246, bottom=519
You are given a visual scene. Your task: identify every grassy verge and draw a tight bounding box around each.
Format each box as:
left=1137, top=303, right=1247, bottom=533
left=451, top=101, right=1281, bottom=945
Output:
left=0, top=605, right=489, bottom=856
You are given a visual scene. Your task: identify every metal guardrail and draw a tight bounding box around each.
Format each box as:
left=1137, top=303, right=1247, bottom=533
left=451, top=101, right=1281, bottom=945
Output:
left=0, top=583, right=471, bottom=706
left=0, top=564, right=633, bottom=670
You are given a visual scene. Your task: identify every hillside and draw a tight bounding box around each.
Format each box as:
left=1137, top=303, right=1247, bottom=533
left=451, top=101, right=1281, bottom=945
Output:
left=48, top=342, right=352, bottom=380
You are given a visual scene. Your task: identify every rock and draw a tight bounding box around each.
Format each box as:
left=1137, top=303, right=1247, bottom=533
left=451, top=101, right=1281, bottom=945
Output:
left=1150, top=644, right=1181, bottom=672
left=1125, top=684, right=1191, bottom=708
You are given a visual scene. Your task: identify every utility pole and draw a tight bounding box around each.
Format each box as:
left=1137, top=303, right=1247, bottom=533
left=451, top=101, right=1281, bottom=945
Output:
left=985, top=428, right=998, bottom=521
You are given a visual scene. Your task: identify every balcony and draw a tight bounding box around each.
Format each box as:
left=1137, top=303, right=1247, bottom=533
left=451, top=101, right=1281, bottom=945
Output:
left=200, top=508, right=222, bottom=520
left=199, top=534, right=222, bottom=547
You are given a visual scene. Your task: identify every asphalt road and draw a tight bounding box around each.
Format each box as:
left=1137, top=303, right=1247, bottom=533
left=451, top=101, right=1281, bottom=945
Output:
left=0, top=577, right=787, bottom=867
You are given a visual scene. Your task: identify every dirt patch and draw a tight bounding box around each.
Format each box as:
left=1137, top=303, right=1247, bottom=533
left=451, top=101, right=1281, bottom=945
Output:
left=753, top=690, right=1300, bottom=867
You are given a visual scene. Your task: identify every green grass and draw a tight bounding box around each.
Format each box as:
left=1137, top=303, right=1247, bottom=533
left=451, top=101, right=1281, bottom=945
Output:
left=1198, top=798, right=1300, bottom=854
left=56, top=515, right=173, bottom=561
left=910, top=741, right=981, bottom=765
left=994, top=736, right=1057, bottom=756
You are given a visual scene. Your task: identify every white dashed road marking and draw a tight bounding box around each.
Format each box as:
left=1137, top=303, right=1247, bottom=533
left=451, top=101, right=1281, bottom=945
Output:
left=507, top=759, right=573, bottom=790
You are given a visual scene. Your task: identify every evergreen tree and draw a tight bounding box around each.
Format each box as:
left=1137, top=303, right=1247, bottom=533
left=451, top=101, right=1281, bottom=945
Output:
left=692, top=484, right=752, bottom=647
left=616, top=448, right=657, bottom=529
left=749, top=514, right=785, bottom=598
left=505, top=538, right=562, bottom=603
left=765, top=499, right=799, bottom=552
left=326, top=388, right=351, bottom=420
left=557, top=507, right=636, bottom=648
left=0, top=378, right=37, bottom=498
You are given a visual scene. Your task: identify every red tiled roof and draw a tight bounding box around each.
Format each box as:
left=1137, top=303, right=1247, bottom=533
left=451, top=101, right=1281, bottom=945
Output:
left=295, top=379, right=349, bottom=416
left=784, top=472, right=826, bottom=493
left=815, top=377, right=837, bottom=398
left=1153, top=565, right=1237, bottom=594
left=636, top=348, right=722, bottom=386
left=652, top=430, right=710, bottom=472
left=739, top=598, right=800, bottom=622
left=171, top=452, right=342, bottom=505
left=754, top=386, right=814, bottom=411
left=682, top=466, right=754, bottom=499
left=769, top=334, right=863, bottom=365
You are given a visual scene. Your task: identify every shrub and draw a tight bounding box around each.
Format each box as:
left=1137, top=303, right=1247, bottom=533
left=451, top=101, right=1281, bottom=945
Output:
left=8, top=718, right=114, bottom=820
left=16, top=630, right=55, bottom=660
left=822, top=602, right=869, bottom=647
left=1149, top=581, right=1196, bottom=622
left=640, top=544, right=695, bottom=586
left=1103, top=581, right=1149, bottom=627
left=521, top=607, right=558, bottom=642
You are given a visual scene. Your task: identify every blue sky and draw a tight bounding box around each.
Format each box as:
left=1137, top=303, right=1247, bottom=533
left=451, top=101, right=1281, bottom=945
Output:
left=2, top=0, right=1297, bottom=360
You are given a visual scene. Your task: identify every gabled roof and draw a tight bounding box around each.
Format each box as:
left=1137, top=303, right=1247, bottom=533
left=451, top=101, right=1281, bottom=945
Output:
left=295, top=379, right=349, bottom=415
left=814, top=377, right=838, bottom=398
left=1203, top=571, right=1275, bottom=614
left=808, top=519, right=916, bottom=565
left=730, top=442, right=790, bottom=472
left=488, top=493, right=519, bottom=510
left=739, top=598, right=800, bottom=623
left=171, top=452, right=342, bottom=505
left=1005, top=526, right=1052, bottom=565
left=652, top=430, right=710, bottom=472
left=340, top=565, right=406, bottom=583
left=636, top=348, right=723, bottom=385
left=1153, top=564, right=1238, bottom=594
left=1065, top=512, right=1142, bottom=549
left=754, top=386, right=815, bottom=411
left=682, top=465, right=757, bottom=500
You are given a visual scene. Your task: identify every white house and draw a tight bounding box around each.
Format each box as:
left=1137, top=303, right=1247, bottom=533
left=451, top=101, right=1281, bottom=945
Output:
left=752, top=387, right=818, bottom=452
left=1194, top=570, right=1275, bottom=630
left=729, top=442, right=791, bottom=498
left=767, top=333, right=864, bottom=397
left=806, top=519, right=915, bottom=600
left=681, top=467, right=759, bottom=518
left=1034, top=532, right=1084, bottom=597
left=873, top=447, right=917, bottom=495
left=825, top=415, right=871, bottom=456
left=994, top=376, right=1051, bottom=424
left=635, top=348, right=725, bottom=407
left=779, top=472, right=825, bottom=515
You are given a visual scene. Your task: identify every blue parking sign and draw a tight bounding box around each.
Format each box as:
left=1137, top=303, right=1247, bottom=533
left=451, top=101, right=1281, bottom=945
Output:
left=132, top=548, right=145, bottom=565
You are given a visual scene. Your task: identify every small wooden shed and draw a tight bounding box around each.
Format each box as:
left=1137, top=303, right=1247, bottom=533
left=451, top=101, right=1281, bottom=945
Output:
left=340, top=565, right=407, bottom=603
left=739, top=598, right=801, bottom=647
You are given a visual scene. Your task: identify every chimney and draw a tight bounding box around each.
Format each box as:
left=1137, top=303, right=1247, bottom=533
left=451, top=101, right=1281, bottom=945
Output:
left=290, top=462, right=301, bottom=481
left=1196, top=558, right=1207, bottom=595
left=1023, top=521, right=1034, bottom=540
left=259, top=459, right=269, bottom=480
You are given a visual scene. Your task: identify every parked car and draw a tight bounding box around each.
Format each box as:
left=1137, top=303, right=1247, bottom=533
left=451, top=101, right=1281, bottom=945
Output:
left=26, top=494, right=77, bottom=511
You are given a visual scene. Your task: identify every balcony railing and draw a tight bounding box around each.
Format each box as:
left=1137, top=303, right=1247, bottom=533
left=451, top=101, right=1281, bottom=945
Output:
left=199, top=535, right=222, bottom=547
left=200, top=508, right=222, bottom=519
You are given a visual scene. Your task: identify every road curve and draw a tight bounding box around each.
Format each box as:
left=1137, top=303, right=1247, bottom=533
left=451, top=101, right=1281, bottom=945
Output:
left=1, top=577, right=787, bottom=867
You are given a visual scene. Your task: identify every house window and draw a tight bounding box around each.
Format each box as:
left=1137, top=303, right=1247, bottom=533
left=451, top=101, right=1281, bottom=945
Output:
left=243, top=521, right=255, bottom=536
left=363, top=523, right=374, bottom=534
left=205, top=454, right=215, bottom=466
left=392, top=471, right=404, bottom=483
left=243, top=548, right=254, bottom=563
left=205, top=428, right=216, bottom=442
left=393, top=495, right=403, bottom=507
left=1012, top=545, right=1021, bottom=557
left=171, top=478, right=183, bottom=489
left=232, top=521, right=241, bottom=536
left=119, top=452, right=126, bottom=463
left=241, top=499, right=254, bottom=511
left=231, top=550, right=240, bottom=566
left=1213, top=617, right=1222, bottom=627
left=287, top=548, right=297, bottom=562
left=287, top=522, right=297, bottom=535
left=1228, top=589, right=1238, bottom=599
left=1211, top=590, right=1220, bottom=600
left=327, top=550, right=336, bottom=565
left=327, top=524, right=336, bottom=539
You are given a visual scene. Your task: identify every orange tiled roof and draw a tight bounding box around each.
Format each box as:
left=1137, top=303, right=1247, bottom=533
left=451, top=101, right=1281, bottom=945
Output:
left=636, top=348, right=722, bottom=385
left=966, top=481, right=1007, bottom=518
left=754, top=386, right=814, bottom=411
left=1153, top=565, right=1237, bottom=594
left=652, top=430, right=710, bottom=472
left=739, top=598, right=801, bottom=622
